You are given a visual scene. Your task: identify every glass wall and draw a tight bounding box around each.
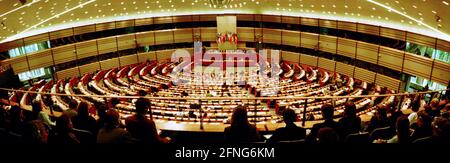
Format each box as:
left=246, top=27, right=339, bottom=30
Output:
left=8, top=41, right=51, bottom=58
left=405, top=42, right=450, bottom=63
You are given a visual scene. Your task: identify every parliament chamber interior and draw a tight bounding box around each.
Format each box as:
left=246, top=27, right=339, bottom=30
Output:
left=0, top=0, right=449, bottom=146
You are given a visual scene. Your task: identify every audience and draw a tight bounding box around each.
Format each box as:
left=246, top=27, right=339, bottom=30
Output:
left=375, top=116, right=411, bottom=144
left=32, top=100, right=55, bottom=126
left=125, top=98, right=170, bottom=144
left=367, top=106, right=389, bottom=132
left=97, top=109, right=133, bottom=144
left=72, top=101, right=97, bottom=135
left=410, top=111, right=433, bottom=141
left=63, top=99, right=78, bottom=119
left=408, top=100, right=420, bottom=125
left=317, top=127, right=339, bottom=144
left=307, top=104, right=341, bottom=143
left=338, top=102, right=362, bottom=139
left=268, top=108, right=306, bottom=142
left=413, top=117, right=450, bottom=144
left=49, top=114, right=80, bottom=144
left=224, top=105, right=262, bottom=143
left=5, top=105, right=26, bottom=135
left=96, top=104, right=108, bottom=131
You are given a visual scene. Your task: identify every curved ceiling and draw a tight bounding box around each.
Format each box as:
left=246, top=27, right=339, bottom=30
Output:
left=0, top=0, right=449, bottom=44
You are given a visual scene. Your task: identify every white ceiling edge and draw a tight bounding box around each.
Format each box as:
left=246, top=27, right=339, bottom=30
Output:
left=1, top=9, right=449, bottom=45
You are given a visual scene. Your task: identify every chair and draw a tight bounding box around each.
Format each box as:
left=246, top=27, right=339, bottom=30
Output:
left=344, top=132, right=369, bottom=144
left=368, top=126, right=395, bottom=142
left=73, top=128, right=95, bottom=144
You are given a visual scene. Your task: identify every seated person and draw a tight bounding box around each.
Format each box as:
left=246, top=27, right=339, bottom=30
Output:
left=306, top=104, right=341, bottom=143
left=72, top=101, right=97, bottom=135
left=317, top=127, right=339, bottom=144
left=125, top=98, right=170, bottom=144
left=338, top=102, right=362, bottom=139
left=268, top=108, right=306, bottom=142
left=224, top=105, right=262, bottom=143
left=97, top=109, right=133, bottom=144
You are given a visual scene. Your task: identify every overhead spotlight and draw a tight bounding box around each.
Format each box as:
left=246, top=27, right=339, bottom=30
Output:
left=19, top=0, right=27, bottom=5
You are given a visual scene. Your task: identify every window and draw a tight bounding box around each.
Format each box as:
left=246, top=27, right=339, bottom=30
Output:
left=18, top=68, right=45, bottom=81
left=8, top=41, right=51, bottom=58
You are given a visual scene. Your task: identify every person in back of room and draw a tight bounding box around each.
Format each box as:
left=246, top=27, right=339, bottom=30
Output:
left=97, top=109, right=133, bottom=144
left=410, top=110, right=433, bottom=142
left=49, top=114, right=80, bottom=144
left=375, top=116, right=411, bottom=144
left=63, top=99, right=78, bottom=119
left=268, top=108, right=306, bottom=142
left=224, top=105, right=262, bottom=143
left=306, top=104, right=341, bottom=143
left=125, top=98, right=170, bottom=144
left=338, top=102, right=362, bottom=140
left=366, top=106, right=390, bottom=132
left=72, top=101, right=97, bottom=135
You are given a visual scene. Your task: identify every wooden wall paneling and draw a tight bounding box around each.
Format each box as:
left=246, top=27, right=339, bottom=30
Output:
left=263, top=28, right=281, bottom=44
left=23, top=34, right=49, bottom=46
left=116, top=34, right=136, bottom=50
left=281, top=16, right=299, bottom=24
left=154, top=30, right=174, bottom=45
left=115, top=20, right=135, bottom=29
left=27, top=49, right=53, bottom=70
left=52, top=45, right=76, bottom=65
left=337, top=38, right=356, bottom=58
left=378, top=46, right=403, bottom=71
left=0, top=40, right=23, bottom=52
left=319, top=35, right=337, bottom=54
left=354, top=67, right=376, bottom=83
left=73, top=25, right=96, bottom=35
left=357, top=23, right=379, bottom=36
left=172, top=15, right=193, bottom=23
left=337, top=21, right=357, bottom=32
left=236, top=14, right=254, bottom=21
left=282, top=30, right=300, bottom=47
left=356, top=41, right=379, bottom=64
left=403, top=52, right=433, bottom=79
left=199, top=14, right=217, bottom=21
left=100, top=58, right=119, bottom=70
left=200, top=27, right=217, bottom=42
left=156, top=49, right=174, bottom=62
left=119, top=54, right=139, bottom=66
left=300, top=32, right=318, bottom=49
left=134, top=17, right=154, bottom=26
left=300, top=54, right=318, bottom=67
left=56, top=67, right=80, bottom=80
left=79, top=62, right=100, bottom=75
left=376, top=73, right=401, bottom=91
left=154, top=16, right=173, bottom=24
left=237, top=27, right=255, bottom=42
left=95, top=22, right=116, bottom=32
left=281, top=51, right=299, bottom=63
left=318, top=58, right=336, bottom=72
left=75, top=40, right=97, bottom=59
left=380, top=27, right=406, bottom=41
left=9, top=56, right=29, bottom=74
left=406, top=32, right=436, bottom=48
left=300, top=18, right=318, bottom=26
left=135, top=31, right=155, bottom=46
left=173, top=28, right=193, bottom=43
left=431, top=60, right=450, bottom=84
left=436, top=39, right=450, bottom=53
left=335, top=62, right=355, bottom=77
left=97, top=37, right=117, bottom=54
left=319, top=20, right=336, bottom=29
left=137, top=52, right=156, bottom=62
left=262, top=15, right=281, bottom=23
left=49, top=28, right=74, bottom=40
